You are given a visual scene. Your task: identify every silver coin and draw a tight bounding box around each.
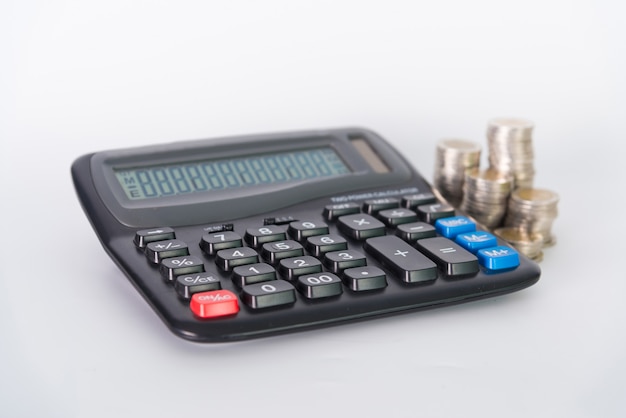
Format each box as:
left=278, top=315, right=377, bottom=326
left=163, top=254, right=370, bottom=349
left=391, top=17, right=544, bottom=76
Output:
left=487, top=117, right=535, bottom=189
left=433, top=138, right=481, bottom=207
left=504, top=188, right=559, bottom=246
left=460, top=168, right=512, bottom=228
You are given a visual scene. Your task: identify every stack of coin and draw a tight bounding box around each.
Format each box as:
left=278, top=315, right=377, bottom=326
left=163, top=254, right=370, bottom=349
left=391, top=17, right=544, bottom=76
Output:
left=487, top=117, right=535, bottom=189
left=459, top=168, right=513, bottom=229
left=493, top=226, right=544, bottom=261
left=433, top=138, right=482, bottom=207
left=504, top=188, right=559, bottom=246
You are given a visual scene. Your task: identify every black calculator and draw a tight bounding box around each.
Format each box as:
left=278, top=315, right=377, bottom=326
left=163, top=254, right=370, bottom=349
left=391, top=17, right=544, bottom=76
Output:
left=71, top=127, right=540, bottom=342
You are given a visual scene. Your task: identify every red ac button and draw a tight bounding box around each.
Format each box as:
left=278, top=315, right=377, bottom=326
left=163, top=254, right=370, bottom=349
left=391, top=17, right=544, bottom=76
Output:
left=190, top=290, right=239, bottom=319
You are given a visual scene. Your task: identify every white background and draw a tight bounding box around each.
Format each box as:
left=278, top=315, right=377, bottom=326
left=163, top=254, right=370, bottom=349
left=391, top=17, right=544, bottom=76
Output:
left=2, top=1, right=625, bottom=417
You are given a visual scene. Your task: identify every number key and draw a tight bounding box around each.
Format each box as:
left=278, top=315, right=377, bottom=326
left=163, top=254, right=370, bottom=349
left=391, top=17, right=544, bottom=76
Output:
left=232, top=263, right=277, bottom=287
left=242, top=280, right=296, bottom=309
left=305, top=234, right=348, bottom=257
left=215, top=247, right=259, bottom=271
left=288, top=220, right=329, bottom=241
left=200, top=231, right=243, bottom=255
left=323, top=250, right=367, bottom=274
left=261, top=240, right=304, bottom=264
left=244, top=225, right=287, bottom=247
left=279, top=256, right=323, bottom=280
left=297, top=273, right=343, bottom=299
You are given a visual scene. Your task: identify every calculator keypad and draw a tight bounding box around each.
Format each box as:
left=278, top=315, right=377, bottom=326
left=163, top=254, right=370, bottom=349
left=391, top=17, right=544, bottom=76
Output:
left=135, top=195, right=524, bottom=324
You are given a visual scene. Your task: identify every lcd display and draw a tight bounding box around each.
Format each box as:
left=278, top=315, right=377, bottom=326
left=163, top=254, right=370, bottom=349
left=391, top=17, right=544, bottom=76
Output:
left=114, top=147, right=351, bottom=200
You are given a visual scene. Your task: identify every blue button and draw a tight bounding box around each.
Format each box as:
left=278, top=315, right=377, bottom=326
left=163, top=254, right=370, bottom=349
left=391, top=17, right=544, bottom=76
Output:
left=434, top=216, right=476, bottom=238
left=477, top=246, right=520, bottom=271
left=455, top=232, right=498, bottom=253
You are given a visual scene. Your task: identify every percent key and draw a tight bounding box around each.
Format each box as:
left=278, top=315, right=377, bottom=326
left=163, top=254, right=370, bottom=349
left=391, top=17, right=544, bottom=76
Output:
left=160, top=256, right=204, bottom=282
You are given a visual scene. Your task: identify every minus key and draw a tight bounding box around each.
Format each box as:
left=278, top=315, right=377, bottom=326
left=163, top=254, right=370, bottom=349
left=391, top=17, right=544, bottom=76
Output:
left=395, top=222, right=437, bottom=242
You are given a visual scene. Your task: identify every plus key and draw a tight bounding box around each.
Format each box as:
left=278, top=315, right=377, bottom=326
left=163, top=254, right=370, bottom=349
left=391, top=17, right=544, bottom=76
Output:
left=364, top=235, right=437, bottom=283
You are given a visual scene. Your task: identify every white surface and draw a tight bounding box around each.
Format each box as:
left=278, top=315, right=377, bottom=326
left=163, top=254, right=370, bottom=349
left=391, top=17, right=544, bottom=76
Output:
left=2, top=1, right=625, bottom=417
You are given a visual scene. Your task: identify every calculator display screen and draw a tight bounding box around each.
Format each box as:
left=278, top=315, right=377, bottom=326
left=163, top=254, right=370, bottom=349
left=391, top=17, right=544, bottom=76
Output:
left=113, top=147, right=351, bottom=200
